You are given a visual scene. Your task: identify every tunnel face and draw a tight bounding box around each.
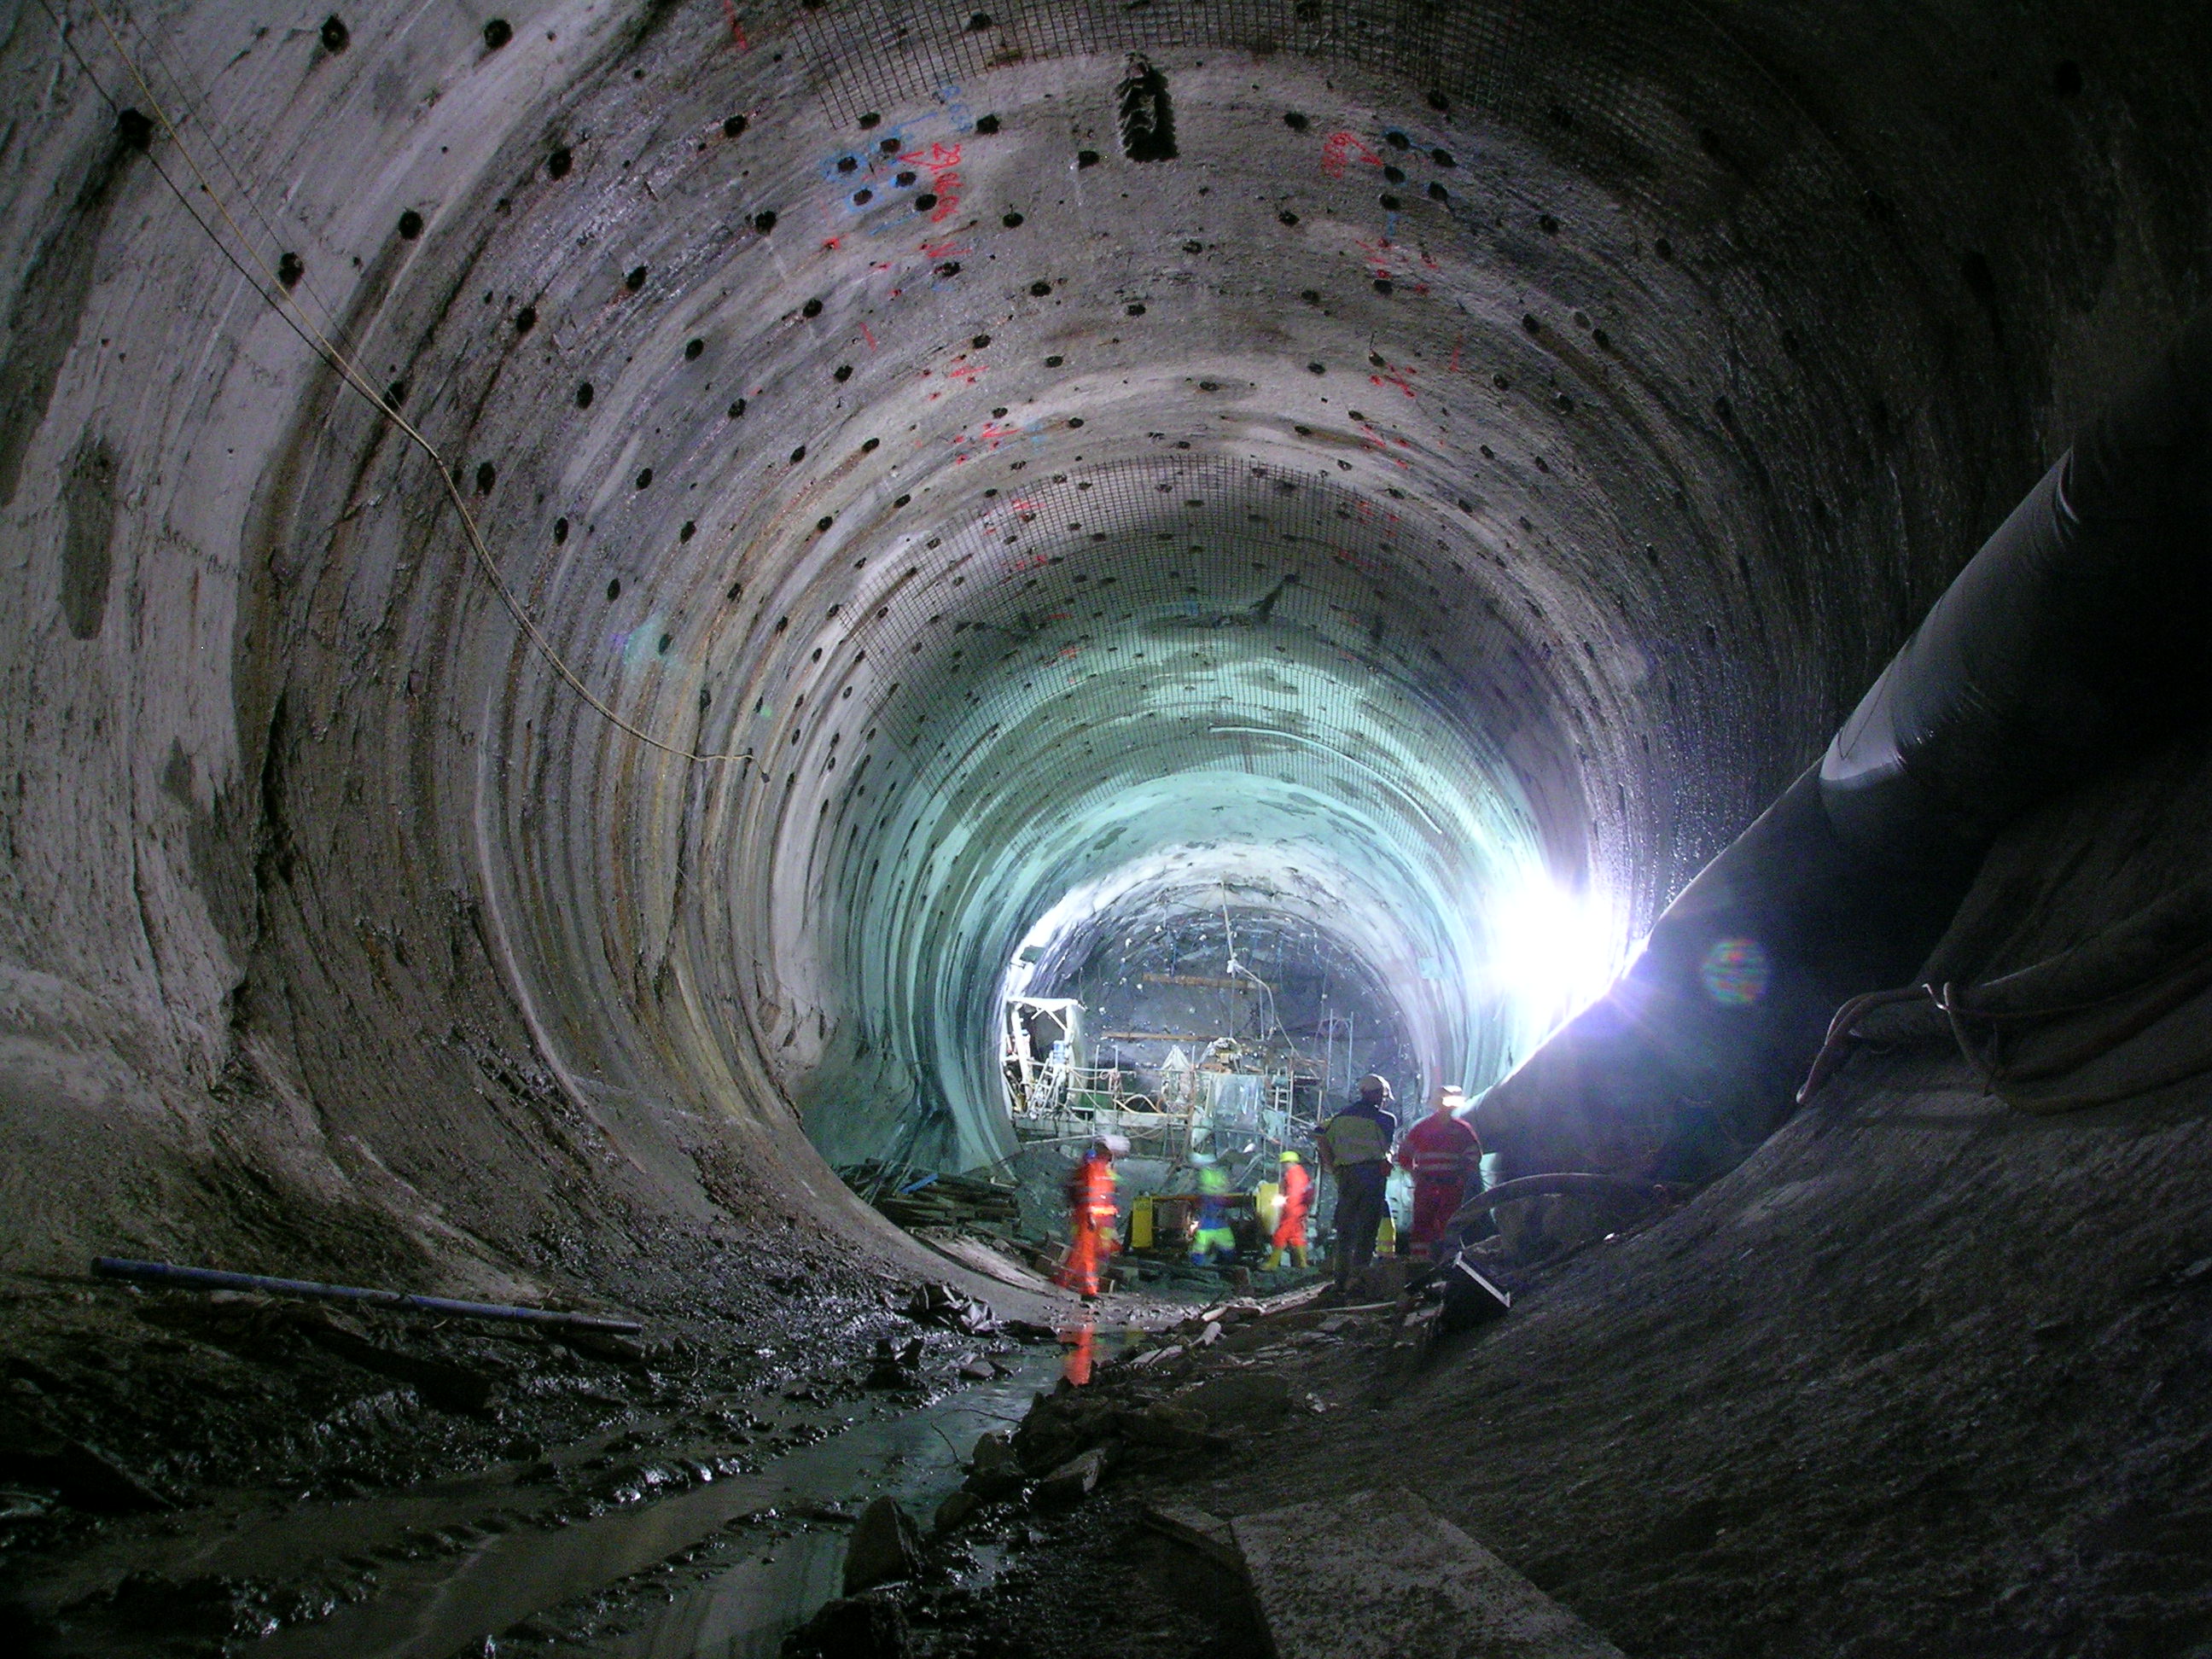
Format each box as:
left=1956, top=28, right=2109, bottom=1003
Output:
left=3, top=0, right=2193, bottom=1274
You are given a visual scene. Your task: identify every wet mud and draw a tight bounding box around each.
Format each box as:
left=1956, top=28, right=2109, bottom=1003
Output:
left=0, top=1266, right=1073, bottom=1657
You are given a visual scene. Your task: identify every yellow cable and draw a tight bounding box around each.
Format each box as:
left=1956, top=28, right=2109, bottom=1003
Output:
left=86, top=0, right=752, bottom=767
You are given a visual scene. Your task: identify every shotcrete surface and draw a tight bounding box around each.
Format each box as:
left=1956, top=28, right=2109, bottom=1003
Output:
left=0, top=1, right=2209, bottom=1653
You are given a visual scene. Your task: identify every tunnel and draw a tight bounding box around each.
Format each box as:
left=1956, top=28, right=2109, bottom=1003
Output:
left=3, top=1, right=2210, bottom=1655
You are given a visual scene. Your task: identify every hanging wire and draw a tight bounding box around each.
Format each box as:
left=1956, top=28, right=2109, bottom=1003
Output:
left=48, top=0, right=753, bottom=769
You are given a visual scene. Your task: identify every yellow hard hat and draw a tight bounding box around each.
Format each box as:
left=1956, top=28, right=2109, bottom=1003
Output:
left=1278, top=1150, right=1301, bottom=1163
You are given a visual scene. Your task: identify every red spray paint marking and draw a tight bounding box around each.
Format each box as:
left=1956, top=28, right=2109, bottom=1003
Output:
left=1348, top=234, right=1437, bottom=297
left=1322, top=131, right=1383, bottom=178
left=945, top=359, right=984, bottom=384
left=720, top=0, right=748, bottom=49
left=900, top=142, right=965, bottom=223
left=1369, top=359, right=1418, bottom=398
left=861, top=323, right=879, bottom=349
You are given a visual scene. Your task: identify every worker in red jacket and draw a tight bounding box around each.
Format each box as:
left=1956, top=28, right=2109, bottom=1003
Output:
left=1398, top=1086, right=1482, bottom=1260
left=1264, top=1150, right=1312, bottom=1271
left=1057, top=1134, right=1127, bottom=1299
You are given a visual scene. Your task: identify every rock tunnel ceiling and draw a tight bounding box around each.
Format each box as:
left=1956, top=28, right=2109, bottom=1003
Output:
left=33, top=0, right=2115, bottom=1197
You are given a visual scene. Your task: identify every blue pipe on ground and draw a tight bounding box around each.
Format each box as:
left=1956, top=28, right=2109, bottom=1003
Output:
left=90, top=1257, right=644, bottom=1334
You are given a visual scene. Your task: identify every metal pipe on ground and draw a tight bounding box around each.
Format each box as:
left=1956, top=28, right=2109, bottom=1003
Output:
left=90, top=1258, right=644, bottom=1334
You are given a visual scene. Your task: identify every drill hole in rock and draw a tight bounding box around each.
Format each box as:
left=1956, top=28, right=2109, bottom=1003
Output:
left=1117, top=55, right=1176, bottom=162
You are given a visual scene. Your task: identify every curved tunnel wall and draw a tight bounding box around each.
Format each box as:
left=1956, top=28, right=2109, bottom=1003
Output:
left=0, top=0, right=2203, bottom=1277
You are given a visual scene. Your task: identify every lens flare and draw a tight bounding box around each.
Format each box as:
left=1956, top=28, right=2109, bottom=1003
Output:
left=1699, top=936, right=1773, bottom=1007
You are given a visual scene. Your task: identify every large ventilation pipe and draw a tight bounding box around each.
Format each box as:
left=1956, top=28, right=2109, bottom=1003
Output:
left=1477, top=313, right=2212, bottom=1178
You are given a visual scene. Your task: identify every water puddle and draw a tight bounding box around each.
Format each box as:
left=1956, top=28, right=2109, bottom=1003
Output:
left=1055, top=1320, right=1139, bottom=1386
left=21, top=1323, right=1162, bottom=1657
left=247, top=1362, right=1056, bottom=1658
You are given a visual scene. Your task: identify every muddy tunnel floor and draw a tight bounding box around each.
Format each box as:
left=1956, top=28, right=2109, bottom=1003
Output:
left=15, top=1019, right=2212, bottom=1659
left=0, top=1254, right=1070, bottom=1657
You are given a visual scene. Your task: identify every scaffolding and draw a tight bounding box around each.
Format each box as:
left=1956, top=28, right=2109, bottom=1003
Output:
left=1003, top=999, right=1324, bottom=1167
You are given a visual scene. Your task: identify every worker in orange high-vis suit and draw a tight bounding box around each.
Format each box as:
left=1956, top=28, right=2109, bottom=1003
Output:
left=1398, top=1086, right=1482, bottom=1260
left=1264, top=1150, right=1312, bottom=1271
left=1057, top=1134, right=1128, bottom=1299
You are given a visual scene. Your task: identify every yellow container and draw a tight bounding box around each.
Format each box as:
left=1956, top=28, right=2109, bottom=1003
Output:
left=1131, top=1193, right=1155, bottom=1250
left=1255, top=1179, right=1282, bottom=1232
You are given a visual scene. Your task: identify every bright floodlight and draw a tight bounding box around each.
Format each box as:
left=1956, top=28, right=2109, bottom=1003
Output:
left=1482, top=873, right=1631, bottom=1050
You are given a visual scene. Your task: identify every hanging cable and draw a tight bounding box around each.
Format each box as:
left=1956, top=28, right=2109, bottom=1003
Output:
left=55, top=0, right=752, bottom=768
left=1796, top=881, right=2212, bottom=1115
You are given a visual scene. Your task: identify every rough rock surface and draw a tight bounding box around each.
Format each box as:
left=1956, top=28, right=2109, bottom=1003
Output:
left=843, top=1495, right=923, bottom=1594
left=1234, top=1486, right=1625, bottom=1659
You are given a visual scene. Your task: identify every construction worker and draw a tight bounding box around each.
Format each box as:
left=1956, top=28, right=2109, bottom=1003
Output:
left=1399, top=1085, right=1483, bottom=1260
left=1057, top=1134, right=1127, bottom=1299
left=1188, top=1154, right=1237, bottom=1266
left=1319, top=1075, right=1398, bottom=1291
left=1263, top=1150, right=1311, bottom=1271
